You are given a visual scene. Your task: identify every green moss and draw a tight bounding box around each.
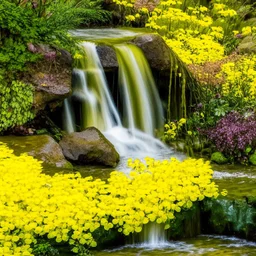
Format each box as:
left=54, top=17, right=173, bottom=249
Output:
left=202, top=198, right=256, bottom=240
left=249, top=152, right=256, bottom=165
left=211, top=152, right=229, bottom=164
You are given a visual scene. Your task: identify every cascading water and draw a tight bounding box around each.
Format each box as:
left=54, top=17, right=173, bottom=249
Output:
left=115, top=44, right=163, bottom=136
left=63, top=98, right=76, bottom=133
left=63, top=41, right=170, bottom=159
left=129, top=223, right=168, bottom=247
left=62, top=40, right=173, bottom=245
left=72, top=42, right=121, bottom=131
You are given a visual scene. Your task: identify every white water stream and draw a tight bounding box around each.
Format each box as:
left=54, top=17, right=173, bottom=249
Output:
left=62, top=41, right=172, bottom=246
left=63, top=41, right=169, bottom=160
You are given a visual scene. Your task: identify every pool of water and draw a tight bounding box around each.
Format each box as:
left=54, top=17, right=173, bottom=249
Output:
left=69, top=27, right=150, bottom=44
left=44, top=155, right=256, bottom=200
left=94, top=235, right=256, bottom=256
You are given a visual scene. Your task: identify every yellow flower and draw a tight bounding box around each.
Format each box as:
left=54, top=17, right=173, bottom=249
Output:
left=125, top=15, right=135, bottom=22
left=0, top=143, right=221, bottom=254
left=73, top=52, right=83, bottom=59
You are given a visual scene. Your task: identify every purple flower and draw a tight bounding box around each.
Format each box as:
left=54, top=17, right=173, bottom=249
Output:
left=44, top=51, right=56, bottom=61
left=204, top=112, right=256, bottom=160
left=27, top=43, right=37, bottom=53
left=197, top=103, right=203, bottom=109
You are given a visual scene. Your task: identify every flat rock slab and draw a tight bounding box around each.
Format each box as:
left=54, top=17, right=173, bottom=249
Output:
left=0, top=135, right=72, bottom=168
left=59, top=127, right=120, bottom=167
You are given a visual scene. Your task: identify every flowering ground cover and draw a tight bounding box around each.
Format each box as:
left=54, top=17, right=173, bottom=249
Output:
left=0, top=142, right=223, bottom=255
left=109, top=0, right=256, bottom=164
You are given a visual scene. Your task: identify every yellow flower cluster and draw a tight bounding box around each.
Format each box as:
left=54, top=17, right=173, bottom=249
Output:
left=217, top=55, right=256, bottom=101
left=73, top=52, right=83, bottom=60
left=112, top=0, right=135, bottom=8
left=0, top=142, right=221, bottom=255
left=165, top=33, right=224, bottom=64
left=212, top=3, right=237, bottom=17
left=111, top=0, right=244, bottom=65
left=142, top=1, right=228, bottom=64
left=164, top=118, right=186, bottom=141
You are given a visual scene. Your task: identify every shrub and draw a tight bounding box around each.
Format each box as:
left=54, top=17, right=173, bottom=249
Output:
left=0, top=0, right=110, bottom=132
left=0, top=142, right=222, bottom=255
left=205, top=111, right=256, bottom=163
left=216, top=55, right=256, bottom=108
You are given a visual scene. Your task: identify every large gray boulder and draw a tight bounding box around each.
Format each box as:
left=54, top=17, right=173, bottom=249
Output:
left=0, top=135, right=72, bottom=168
left=131, top=34, right=171, bottom=70
left=59, top=127, right=120, bottom=167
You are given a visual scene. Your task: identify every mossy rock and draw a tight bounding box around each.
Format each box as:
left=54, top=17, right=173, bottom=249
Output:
left=211, top=152, right=229, bottom=164
left=201, top=198, right=256, bottom=241
left=59, top=127, right=120, bottom=167
left=131, top=34, right=171, bottom=71
left=249, top=152, right=256, bottom=165
left=0, top=135, right=72, bottom=168
left=238, top=36, right=256, bottom=54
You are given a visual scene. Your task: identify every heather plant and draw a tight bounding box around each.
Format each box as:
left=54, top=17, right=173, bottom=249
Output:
left=205, top=111, right=256, bottom=163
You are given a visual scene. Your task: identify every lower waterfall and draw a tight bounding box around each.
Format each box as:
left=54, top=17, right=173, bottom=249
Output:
left=129, top=223, right=168, bottom=247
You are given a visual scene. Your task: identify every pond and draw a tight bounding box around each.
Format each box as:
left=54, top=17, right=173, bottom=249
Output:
left=94, top=235, right=256, bottom=256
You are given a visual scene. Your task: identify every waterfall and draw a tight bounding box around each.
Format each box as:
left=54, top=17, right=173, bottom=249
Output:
left=115, top=44, right=164, bottom=136
left=130, top=223, right=168, bottom=247
left=63, top=98, right=76, bottom=133
left=63, top=41, right=169, bottom=158
left=71, top=42, right=122, bottom=131
left=63, top=40, right=170, bottom=245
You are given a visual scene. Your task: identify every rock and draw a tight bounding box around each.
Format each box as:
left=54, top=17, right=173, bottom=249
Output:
left=249, top=152, right=256, bottom=165
left=202, top=198, right=256, bottom=241
left=23, top=45, right=72, bottom=113
left=211, top=152, right=229, bottom=164
left=0, top=135, right=72, bottom=168
left=238, top=36, right=256, bottom=54
left=97, top=45, right=118, bottom=69
left=243, top=17, right=256, bottom=27
left=59, top=127, right=120, bottom=167
left=131, top=34, right=171, bottom=70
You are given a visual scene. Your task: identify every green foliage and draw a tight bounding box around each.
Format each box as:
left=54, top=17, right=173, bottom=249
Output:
left=32, top=240, right=59, bottom=256
left=0, top=80, right=34, bottom=132
left=0, top=1, right=41, bottom=77
left=249, top=151, right=256, bottom=165
left=0, top=0, right=109, bottom=75
left=0, top=0, right=110, bottom=132
left=211, top=152, right=229, bottom=164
